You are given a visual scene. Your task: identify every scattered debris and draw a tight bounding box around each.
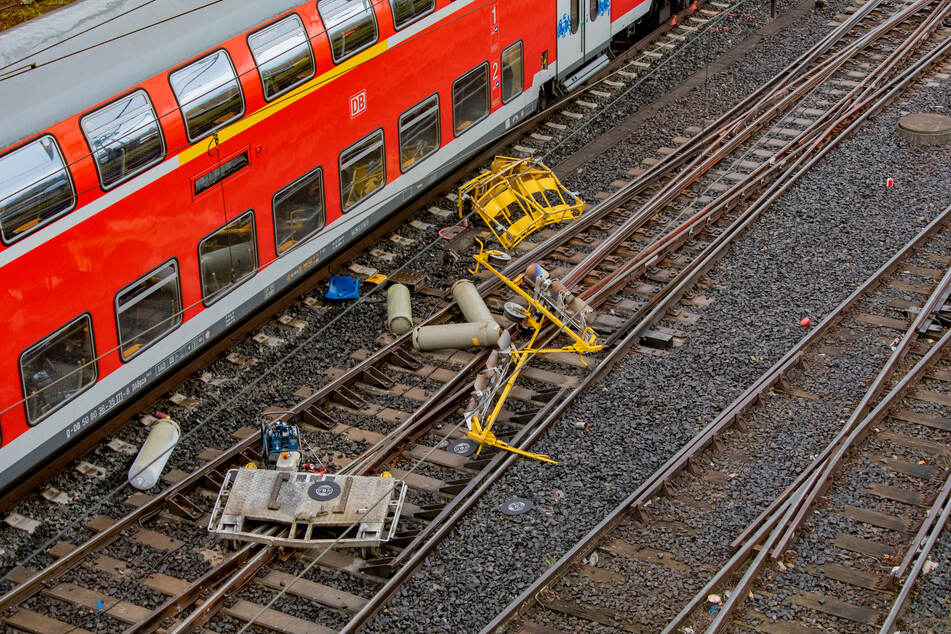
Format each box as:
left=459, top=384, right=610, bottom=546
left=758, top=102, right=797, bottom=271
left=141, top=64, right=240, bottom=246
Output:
left=458, top=156, right=584, bottom=249
left=326, top=275, right=360, bottom=300
left=129, top=415, right=180, bottom=490
left=387, top=283, right=414, bottom=335
left=208, top=469, right=407, bottom=548
left=412, top=321, right=501, bottom=351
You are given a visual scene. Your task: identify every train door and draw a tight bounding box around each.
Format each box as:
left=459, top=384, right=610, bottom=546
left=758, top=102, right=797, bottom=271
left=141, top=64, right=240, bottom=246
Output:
left=584, top=0, right=611, bottom=57
left=556, top=0, right=584, bottom=75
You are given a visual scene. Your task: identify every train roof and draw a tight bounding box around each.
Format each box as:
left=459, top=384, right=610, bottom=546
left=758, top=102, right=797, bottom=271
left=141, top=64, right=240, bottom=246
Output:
left=0, top=0, right=302, bottom=150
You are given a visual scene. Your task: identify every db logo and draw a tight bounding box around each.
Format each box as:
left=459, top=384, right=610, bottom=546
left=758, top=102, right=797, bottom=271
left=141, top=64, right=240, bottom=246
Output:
left=349, top=90, right=367, bottom=118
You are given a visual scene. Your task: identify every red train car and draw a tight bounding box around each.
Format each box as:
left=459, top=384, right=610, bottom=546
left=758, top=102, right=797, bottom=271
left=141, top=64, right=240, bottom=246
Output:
left=0, top=0, right=655, bottom=490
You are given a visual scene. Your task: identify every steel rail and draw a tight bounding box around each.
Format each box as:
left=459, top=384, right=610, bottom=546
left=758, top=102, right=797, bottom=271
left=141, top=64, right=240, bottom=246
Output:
left=880, top=476, right=951, bottom=633
left=480, top=203, right=951, bottom=633
left=567, top=0, right=936, bottom=294
left=660, top=469, right=823, bottom=634
left=0, top=430, right=260, bottom=610
left=338, top=389, right=568, bottom=632
left=734, top=31, right=951, bottom=552
left=894, top=466, right=951, bottom=579
left=168, top=542, right=280, bottom=633
left=125, top=534, right=271, bottom=633
left=672, top=324, right=951, bottom=633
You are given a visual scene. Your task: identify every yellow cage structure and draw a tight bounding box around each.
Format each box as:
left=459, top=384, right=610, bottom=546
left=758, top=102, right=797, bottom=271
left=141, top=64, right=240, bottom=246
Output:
left=458, top=156, right=584, bottom=250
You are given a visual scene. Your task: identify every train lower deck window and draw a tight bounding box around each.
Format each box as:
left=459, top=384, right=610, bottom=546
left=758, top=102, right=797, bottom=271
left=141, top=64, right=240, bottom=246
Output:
left=274, top=166, right=325, bottom=255
left=389, top=0, right=435, bottom=29
left=501, top=42, right=523, bottom=104
left=570, top=0, right=580, bottom=34
left=169, top=50, right=245, bottom=142
left=20, top=314, right=97, bottom=425
left=199, top=211, right=258, bottom=304
left=248, top=14, right=315, bottom=101
left=589, top=0, right=599, bottom=21
left=194, top=151, right=250, bottom=196
left=339, top=130, right=385, bottom=212
left=80, top=90, right=165, bottom=190
left=318, top=0, right=378, bottom=64
left=0, top=135, right=75, bottom=245
left=452, top=63, right=489, bottom=136
left=398, top=94, right=440, bottom=172
left=115, top=260, right=183, bottom=361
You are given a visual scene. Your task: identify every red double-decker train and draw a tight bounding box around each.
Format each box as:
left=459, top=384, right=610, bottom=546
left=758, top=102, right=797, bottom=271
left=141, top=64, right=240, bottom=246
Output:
left=0, top=0, right=660, bottom=490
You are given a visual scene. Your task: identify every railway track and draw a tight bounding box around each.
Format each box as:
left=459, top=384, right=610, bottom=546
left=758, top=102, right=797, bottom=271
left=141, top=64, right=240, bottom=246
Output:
left=0, top=0, right=725, bottom=511
left=484, top=202, right=951, bottom=633
left=2, top=0, right=948, bottom=631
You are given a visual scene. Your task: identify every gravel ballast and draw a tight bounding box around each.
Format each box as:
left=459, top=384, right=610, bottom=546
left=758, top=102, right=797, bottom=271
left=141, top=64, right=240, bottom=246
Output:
left=363, top=13, right=951, bottom=634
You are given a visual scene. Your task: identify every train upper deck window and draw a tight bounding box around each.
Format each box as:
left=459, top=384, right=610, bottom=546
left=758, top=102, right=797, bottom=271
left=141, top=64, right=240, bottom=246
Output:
left=169, top=50, right=244, bottom=142
left=398, top=94, right=439, bottom=172
left=199, top=210, right=257, bottom=305
left=501, top=42, right=523, bottom=104
left=389, top=0, right=435, bottom=29
left=0, top=135, right=75, bottom=245
left=248, top=14, right=315, bottom=101
left=273, top=166, right=325, bottom=255
left=452, top=63, right=489, bottom=136
left=80, top=90, right=165, bottom=190
left=317, top=0, right=378, bottom=64
left=115, top=260, right=183, bottom=361
left=339, top=129, right=385, bottom=212
left=20, top=314, right=97, bottom=425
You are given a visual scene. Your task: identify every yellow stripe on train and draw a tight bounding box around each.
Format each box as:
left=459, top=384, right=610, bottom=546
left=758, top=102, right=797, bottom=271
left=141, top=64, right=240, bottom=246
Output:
left=177, top=40, right=390, bottom=166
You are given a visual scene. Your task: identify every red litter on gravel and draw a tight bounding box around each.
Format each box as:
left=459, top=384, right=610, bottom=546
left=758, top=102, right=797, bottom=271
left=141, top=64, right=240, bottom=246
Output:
left=887, top=178, right=894, bottom=187
left=799, top=317, right=811, bottom=327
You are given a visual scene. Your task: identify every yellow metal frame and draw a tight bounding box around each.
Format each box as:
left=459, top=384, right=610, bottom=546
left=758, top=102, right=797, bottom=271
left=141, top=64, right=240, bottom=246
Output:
left=458, top=156, right=584, bottom=250
left=464, top=248, right=602, bottom=463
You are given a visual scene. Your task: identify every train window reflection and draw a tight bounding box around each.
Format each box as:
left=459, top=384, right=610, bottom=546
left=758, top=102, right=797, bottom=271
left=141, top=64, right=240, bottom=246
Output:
left=81, top=90, right=165, bottom=189
left=20, top=314, right=97, bottom=425
left=398, top=94, right=439, bottom=172
left=317, top=0, right=378, bottom=63
left=389, top=0, right=435, bottom=29
left=273, top=166, right=325, bottom=255
left=501, top=42, right=523, bottom=104
left=0, top=135, right=75, bottom=245
left=339, top=130, right=385, bottom=212
left=115, top=260, right=182, bottom=361
left=248, top=14, right=315, bottom=101
left=452, top=63, right=489, bottom=135
left=199, top=211, right=257, bottom=304
left=169, top=50, right=244, bottom=142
